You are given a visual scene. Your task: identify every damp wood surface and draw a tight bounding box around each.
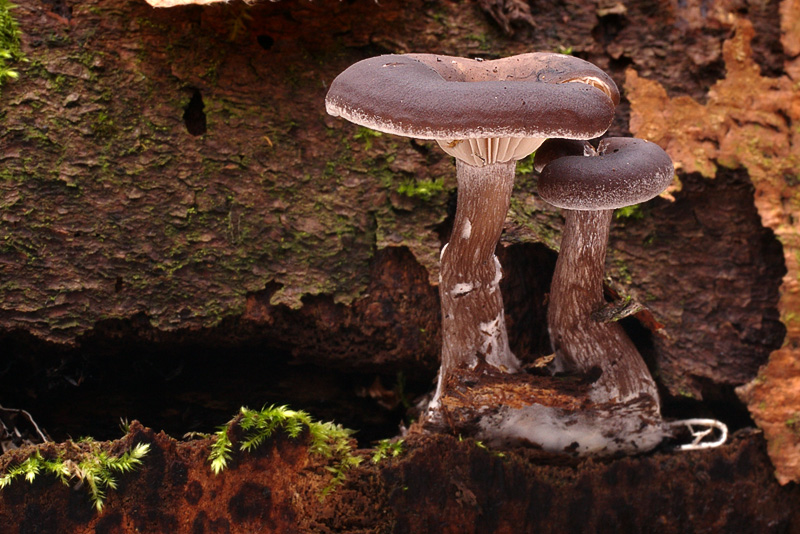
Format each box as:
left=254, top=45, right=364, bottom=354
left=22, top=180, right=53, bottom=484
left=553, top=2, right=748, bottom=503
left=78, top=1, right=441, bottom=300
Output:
left=1, top=0, right=800, bottom=528
left=0, top=421, right=798, bottom=534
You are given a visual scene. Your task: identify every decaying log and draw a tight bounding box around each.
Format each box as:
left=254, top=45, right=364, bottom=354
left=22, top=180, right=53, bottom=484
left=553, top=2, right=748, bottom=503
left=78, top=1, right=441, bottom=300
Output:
left=1, top=0, right=799, bottom=520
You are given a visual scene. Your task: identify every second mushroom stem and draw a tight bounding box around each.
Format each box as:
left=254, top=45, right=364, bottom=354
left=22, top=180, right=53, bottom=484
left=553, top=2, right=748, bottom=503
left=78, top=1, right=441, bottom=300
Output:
left=439, top=159, right=521, bottom=385
left=548, top=209, right=659, bottom=407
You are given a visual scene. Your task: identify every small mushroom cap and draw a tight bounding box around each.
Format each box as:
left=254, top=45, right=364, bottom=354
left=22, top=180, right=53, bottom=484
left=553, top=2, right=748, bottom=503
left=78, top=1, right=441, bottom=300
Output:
left=325, top=53, right=618, bottom=142
left=533, top=138, right=595, bottom=173
left=537, top=137, right=674, bottom=211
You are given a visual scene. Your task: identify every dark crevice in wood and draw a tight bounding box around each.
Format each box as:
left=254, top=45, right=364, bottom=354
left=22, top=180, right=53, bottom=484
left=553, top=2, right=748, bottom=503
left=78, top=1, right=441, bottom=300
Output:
left=256, top=34, right=274, bottom=50
left=183, top=89, right=207, bottom=136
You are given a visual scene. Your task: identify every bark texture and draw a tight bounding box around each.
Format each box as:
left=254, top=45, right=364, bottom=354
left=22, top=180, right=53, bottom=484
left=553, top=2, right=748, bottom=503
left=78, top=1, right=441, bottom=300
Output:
left=0, top=0, right=787, bottom=392
left=625, top=14, right=800, bottom=482
left=1, top=0, right=452, bottom=345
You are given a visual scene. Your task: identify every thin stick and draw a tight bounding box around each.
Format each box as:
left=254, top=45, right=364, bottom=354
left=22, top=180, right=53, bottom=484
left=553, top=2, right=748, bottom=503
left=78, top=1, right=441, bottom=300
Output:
left=0, top=405, right=50, bottom=444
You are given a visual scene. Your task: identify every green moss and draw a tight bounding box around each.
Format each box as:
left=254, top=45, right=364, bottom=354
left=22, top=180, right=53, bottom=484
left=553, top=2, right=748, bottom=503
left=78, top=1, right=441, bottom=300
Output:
left=473, top=439, right=507, bottom=459
left=209, top=405, right=361, bottom=497
left=353, top=126, right=383, bottom=151
left=515, top=153, right=536, bottom=176
left=371, top=439, right=404, bottom=464
left=466, top=32, right=491, bottom=51
left=48, top=73, right=74, bottom=93
left=612, top=256, right=633, bottom=284
left=614, top=204, right=645, bottom=220
left=0, top=0, right=22, bottom=88
left=397, top=177, right=445, bottom=201
left=0, top=168, right=17, bottom=182
left=91, top=110, right=117, bottom=139
left=507, top=194, right=562, bottom=251
left=0, top=438, right=149, bottom=512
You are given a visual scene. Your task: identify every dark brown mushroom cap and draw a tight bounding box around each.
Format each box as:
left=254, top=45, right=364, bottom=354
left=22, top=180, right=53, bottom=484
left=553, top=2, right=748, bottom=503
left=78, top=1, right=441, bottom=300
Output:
left=533, top=138, right=594, bottom=173
left=325, top=53, right=618, bottom=141
left=538, top=137, right=674, bottom=210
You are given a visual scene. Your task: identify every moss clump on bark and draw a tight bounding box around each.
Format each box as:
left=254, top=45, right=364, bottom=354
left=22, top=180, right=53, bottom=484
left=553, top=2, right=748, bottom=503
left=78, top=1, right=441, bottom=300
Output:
left=0, top=439, right=150, bottom=512
left=209, top=406, right=361, bottom=497
left=0, top=0, right=22, bottom=87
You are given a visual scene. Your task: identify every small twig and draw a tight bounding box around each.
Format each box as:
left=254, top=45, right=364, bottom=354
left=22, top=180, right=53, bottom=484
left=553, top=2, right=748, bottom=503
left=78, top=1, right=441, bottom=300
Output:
left=529, top=353, right=555, bottom=369
left=591, top=297, right=645, bottom=323
left=0, top=405, right=50, bottom=444
left=668, top=418, right=728, bottom=451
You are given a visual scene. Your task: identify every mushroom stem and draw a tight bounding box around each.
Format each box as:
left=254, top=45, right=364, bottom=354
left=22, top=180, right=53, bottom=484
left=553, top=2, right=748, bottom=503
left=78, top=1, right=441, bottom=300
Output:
left=439, top=159, right=520, bottom=381
left=548, top=209, right=659, bottom=407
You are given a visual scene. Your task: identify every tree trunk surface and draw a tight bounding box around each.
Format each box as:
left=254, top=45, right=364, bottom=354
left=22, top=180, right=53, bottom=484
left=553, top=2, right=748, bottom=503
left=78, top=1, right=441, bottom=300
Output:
left=1, top=0, right=800, bottom=529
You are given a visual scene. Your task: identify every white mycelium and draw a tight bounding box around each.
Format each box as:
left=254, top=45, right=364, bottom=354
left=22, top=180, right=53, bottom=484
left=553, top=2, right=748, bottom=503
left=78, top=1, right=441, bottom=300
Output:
left=480, top=312, right=513, bottom=369
left=489, top=255, right=502, bottom=294
left=477, top=402, right=667, bottom=455
left=451, top=282, right=474, bottom=297
left=461, top=218, right=472, bottom=239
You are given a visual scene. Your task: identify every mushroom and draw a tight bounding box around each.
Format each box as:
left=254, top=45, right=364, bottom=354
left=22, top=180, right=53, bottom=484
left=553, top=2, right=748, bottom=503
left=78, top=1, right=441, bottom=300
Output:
left=536, top=137, right=674, bottom=410
left=526, top=137, right=731, bottom=454
left=325, top=52, right=619, bottom=426
left=532, top=138, right=595, bottom=173
left=459, top=137, right=675, bottom=456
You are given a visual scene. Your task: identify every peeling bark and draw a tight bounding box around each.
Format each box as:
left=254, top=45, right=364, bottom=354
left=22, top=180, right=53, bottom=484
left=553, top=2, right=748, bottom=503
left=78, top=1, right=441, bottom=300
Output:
left=626, top=13, right=800, bottom=483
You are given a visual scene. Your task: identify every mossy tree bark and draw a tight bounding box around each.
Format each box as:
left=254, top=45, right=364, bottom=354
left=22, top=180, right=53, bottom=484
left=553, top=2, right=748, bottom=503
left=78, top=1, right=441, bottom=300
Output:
left=0, top=0, right=788, bottom=396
